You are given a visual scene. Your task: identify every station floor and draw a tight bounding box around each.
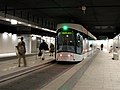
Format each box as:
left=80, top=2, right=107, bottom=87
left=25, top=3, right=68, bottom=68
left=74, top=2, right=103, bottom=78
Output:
left=0, top=50, right=120, bottom=90
left=0, top=53, right=54, bottom=77
left=42, top=50, right=120, bottom=90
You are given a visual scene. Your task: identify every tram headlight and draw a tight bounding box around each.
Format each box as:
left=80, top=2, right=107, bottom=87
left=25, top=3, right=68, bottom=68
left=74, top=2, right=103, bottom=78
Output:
left=59, top=54, right=62, bottom=57
left=68, top=54, right=71, bottom=57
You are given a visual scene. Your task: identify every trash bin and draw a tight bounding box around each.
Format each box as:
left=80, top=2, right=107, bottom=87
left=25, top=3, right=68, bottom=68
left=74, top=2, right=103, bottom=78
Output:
left=113, top=53, right=119, bottom=60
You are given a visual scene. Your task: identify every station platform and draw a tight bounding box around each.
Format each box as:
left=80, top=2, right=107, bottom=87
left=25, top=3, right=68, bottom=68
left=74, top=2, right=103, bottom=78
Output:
left=41, top=50, right=120, bottom=90
left=0, top=52, right=54, bottom=81
left=1, top=50, right=120, bottom=90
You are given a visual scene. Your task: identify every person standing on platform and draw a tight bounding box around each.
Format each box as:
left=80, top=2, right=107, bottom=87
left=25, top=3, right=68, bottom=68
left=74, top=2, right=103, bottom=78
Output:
left=16, top=37, right=27, bottom=67
left=39, top=40, right=49, bottom=60
left=49, top=43, right=54, bottom=56
left=109, top=46, right=113, bottom=53
left=100, top=44, right=103, bottom=50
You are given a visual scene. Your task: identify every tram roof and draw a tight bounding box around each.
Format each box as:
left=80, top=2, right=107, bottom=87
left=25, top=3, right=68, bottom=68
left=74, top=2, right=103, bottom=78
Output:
left=57, top=23, right=97, bottom=40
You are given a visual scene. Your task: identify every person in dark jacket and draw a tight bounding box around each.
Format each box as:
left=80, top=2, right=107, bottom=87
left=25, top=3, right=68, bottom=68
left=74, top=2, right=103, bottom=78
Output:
left=39, top=40, right=49, bottom=60
left=101, top=44, right=103, bottom=50
left=50, top=43, right=54, bottom=56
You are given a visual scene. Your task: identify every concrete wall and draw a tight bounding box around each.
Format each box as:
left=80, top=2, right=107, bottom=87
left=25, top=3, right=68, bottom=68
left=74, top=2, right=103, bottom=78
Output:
left=0, top=33, right=55, bottom=54
left=0, top=33, right=18, bottom=54
left=0, top=33, right=31, bottom=54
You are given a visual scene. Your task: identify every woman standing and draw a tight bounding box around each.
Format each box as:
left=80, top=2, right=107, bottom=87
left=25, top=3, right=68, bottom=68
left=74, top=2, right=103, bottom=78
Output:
left=50, top=43, right=54, bottom=56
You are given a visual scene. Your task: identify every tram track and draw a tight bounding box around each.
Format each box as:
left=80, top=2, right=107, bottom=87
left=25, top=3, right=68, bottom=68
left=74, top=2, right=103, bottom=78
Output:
left=0, top=60, right=56, bottom=83
left=0, top=51, right=99, bottom=90
left=0, top=60, right=75, bottom=90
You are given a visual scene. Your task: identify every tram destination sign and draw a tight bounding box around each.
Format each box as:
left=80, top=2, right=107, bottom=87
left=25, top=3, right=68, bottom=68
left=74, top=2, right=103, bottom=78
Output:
left=61, top=32, right=72, bottom=34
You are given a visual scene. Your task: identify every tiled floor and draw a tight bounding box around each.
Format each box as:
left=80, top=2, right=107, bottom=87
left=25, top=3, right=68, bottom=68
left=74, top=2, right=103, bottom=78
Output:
left=0, top=53, right=55, bottom=77
left=41, top=50, right=120, bottom=90
left=73, top=51, right=120, bottom=90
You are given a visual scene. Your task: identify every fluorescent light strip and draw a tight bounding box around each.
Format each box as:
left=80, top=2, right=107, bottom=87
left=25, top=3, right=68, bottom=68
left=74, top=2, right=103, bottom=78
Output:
left=0, top=15, right=56, bottom=33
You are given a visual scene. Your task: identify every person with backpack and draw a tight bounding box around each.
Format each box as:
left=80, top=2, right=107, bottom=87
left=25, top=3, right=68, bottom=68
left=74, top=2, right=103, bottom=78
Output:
left=39, top=40, right=49, bottom=60
left=16, top=37, right=27, bottom=67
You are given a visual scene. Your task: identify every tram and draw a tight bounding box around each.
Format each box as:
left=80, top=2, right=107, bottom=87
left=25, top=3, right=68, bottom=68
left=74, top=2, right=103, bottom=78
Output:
left=56, top=23, right=97, bottom=62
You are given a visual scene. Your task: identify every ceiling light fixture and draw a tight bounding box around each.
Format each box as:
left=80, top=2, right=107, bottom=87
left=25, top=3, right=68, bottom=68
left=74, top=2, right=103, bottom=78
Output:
left=28, top=24, right=31, bottom=26
left=35, top=26, right=38, bottom=28
left=5, top=18, right=10, bottom=21
left=18, top=21, right=22, bottom=24
left=11, top=19, right=17, bottom=25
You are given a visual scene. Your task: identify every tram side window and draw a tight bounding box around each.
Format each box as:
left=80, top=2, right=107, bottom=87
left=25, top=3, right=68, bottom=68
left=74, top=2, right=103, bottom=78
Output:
left=76, top=33, right=83, bottom=54
left=77, top=33, right=81, bottom=47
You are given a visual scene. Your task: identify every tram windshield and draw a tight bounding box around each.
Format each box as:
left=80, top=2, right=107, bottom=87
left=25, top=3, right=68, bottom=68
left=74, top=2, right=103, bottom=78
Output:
left=57, top=29, right=75, bottom=52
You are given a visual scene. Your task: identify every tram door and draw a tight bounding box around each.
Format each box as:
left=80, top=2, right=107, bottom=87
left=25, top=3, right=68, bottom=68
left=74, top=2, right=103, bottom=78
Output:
left=76, top=33, right=83, bottom=54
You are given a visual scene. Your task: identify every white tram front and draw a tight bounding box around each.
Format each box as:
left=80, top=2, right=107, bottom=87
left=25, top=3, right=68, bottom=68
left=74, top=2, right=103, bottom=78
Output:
left=56, top=23, right=97, bottom=62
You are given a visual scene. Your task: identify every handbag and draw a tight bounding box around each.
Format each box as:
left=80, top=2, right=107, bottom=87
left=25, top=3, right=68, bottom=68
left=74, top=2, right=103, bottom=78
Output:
left=38, top=51, right=42, bottom=56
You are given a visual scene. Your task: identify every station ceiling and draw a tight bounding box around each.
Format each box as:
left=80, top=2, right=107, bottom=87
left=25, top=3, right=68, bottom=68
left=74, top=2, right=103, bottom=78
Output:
left=0, top=0, right=120, bottom=39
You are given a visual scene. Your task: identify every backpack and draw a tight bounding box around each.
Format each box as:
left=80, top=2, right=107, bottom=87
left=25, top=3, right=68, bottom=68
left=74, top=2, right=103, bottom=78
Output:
left=18, top=45, right=25, bottom=55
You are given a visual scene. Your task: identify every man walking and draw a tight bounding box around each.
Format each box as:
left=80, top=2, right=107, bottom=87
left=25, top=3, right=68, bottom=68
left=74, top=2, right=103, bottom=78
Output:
left=39, top=40, right=49, bottom=60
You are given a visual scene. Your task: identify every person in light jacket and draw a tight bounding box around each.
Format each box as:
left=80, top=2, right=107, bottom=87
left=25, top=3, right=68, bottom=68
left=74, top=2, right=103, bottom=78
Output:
left=16, top=37, right=27, bottom=67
